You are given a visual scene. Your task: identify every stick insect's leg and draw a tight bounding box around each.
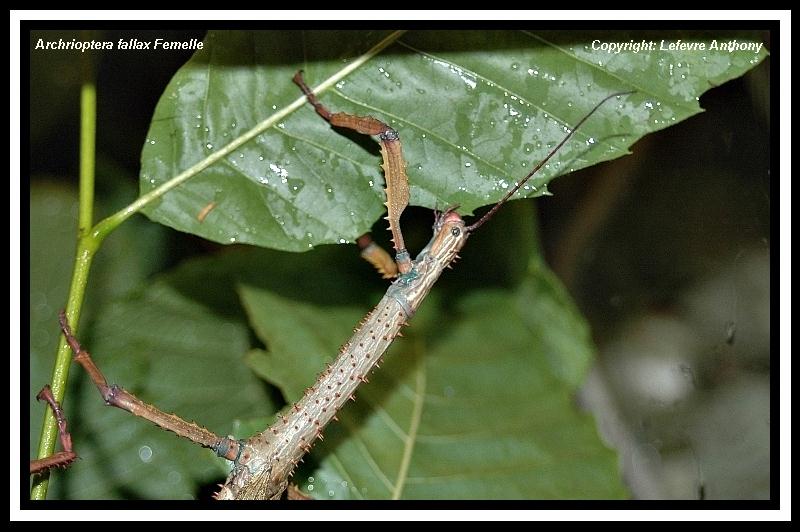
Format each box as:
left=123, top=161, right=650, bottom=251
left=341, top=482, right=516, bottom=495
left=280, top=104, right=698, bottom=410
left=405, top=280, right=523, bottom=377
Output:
left=357, top=234, right=398, bottom=279
left=286, top=484, right=312, bottom=500
left=30, top=385, right=77, bottom=475
left=293, top=71, right=412, bottom=275
left=58, top=310, right=243, bottom=462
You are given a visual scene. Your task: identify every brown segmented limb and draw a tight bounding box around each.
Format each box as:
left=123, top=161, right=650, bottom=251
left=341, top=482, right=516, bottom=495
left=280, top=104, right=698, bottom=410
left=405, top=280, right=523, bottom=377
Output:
left=58, top=310, right=243, bottom=462
left=357, top=234, right=398, bottom=279
left=29, top=451, right=78, bottom=476
left=293, top=71, right=411, bottom=274
left=29, top=385, right=77, bottom=475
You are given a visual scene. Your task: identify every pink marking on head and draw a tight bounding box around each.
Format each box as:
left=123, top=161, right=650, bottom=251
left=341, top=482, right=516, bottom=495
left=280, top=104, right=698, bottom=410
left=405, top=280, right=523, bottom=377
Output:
left=442, top=210, right=463, bottom=224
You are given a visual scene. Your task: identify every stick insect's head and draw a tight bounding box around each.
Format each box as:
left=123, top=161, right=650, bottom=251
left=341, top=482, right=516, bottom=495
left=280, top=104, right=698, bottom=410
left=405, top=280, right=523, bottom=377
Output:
left=429, top=207, right=469, bottom=262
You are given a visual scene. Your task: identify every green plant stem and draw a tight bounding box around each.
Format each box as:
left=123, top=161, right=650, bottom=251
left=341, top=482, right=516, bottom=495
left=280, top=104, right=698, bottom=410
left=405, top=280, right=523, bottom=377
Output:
left=78, top=63, right=95, bottom=236
left=30, top=241, right=99, bottom=499
left=30, top=68, right=102, bottom=501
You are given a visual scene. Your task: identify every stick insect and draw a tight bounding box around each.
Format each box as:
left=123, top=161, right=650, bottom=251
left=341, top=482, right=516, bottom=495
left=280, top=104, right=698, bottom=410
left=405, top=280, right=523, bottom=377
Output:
left=55, top=71, right=634, bottom=500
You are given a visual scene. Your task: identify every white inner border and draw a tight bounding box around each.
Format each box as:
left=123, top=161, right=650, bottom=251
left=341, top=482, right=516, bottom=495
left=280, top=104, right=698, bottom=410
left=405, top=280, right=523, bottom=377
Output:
left=12, top=9, right=789, bottom=522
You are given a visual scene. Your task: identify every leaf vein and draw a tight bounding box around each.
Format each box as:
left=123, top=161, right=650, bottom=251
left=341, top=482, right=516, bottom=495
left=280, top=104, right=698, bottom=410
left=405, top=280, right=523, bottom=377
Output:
left=397, top=37, right=624, bottom=156
left=521, top=30, right=697, bottom=115
left=337, top=416, right=396, bottom=495
left=330, top=89, right=512, bottom=182
left=392, top=355, right=426, bottom=500
left=326, top=452, right=365, bottom=500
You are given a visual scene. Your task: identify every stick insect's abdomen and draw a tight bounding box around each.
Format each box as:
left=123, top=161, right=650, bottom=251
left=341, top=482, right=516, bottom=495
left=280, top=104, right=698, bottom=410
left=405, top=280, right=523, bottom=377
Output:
left=220, top=295, right=408, bottom=500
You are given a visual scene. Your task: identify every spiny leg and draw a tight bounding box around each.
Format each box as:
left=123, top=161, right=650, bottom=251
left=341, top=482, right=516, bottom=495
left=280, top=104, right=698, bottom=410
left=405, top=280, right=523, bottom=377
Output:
left=30, top=385, right=77, bottom=475
left=293, top=70, right=411, bottom=275
left=57, top=310, right=243, bottom=462
left=357, top=234, right=398, bottom=279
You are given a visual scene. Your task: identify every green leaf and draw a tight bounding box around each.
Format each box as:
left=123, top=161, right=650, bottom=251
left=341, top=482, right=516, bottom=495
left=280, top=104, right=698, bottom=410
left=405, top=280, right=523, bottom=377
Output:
left=48, top=274, right=276, bottom=500
left=141, top=30, right=767, bottom=251
left=241, top=263, right=626, bottom=499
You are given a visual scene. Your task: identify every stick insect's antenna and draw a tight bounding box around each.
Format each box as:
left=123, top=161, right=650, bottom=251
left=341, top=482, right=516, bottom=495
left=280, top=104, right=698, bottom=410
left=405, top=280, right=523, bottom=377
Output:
left=465, top=90, right=636, bottom=233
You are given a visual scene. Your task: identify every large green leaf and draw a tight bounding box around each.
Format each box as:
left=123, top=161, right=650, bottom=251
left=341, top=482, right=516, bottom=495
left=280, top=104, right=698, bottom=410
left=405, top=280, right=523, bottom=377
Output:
left=241, top=258, right=626, bottom=499
left=140, top=30, right=767, bottom=251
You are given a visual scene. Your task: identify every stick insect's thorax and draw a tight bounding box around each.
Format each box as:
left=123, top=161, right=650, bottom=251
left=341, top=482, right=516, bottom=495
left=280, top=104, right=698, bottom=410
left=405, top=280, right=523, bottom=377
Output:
left=387, top=211, right=468, bottom=317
